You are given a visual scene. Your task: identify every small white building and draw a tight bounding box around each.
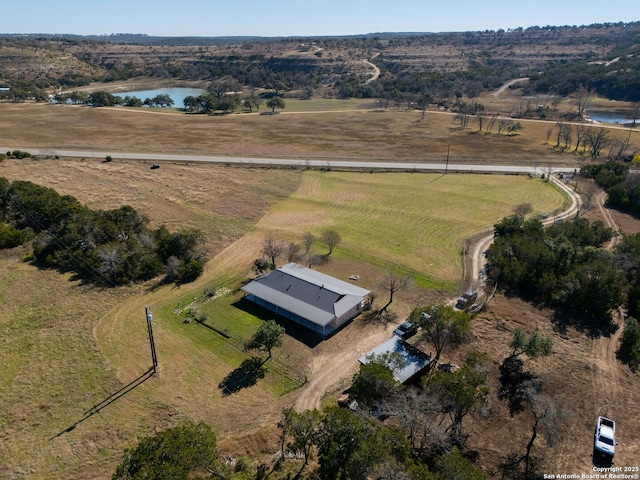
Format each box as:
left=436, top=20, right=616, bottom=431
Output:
left=359, top=337, right=433, bottom=384
left=241, top=263, right=370, bottom=338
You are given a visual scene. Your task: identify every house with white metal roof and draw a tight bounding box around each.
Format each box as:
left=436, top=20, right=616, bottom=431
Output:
left=241, top=262, right=371, bottom=338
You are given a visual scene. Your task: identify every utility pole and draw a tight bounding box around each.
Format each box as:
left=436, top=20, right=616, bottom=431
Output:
left=445, top=143, right=450, bottom=174
left=145, top=307, right=158, bottom=374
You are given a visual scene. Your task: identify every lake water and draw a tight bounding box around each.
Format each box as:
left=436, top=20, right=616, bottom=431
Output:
left=113, top=87, right=206, bottom=107
left=587, top=110, right=637, bottom=125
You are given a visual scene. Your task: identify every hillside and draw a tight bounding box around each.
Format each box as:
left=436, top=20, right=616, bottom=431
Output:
left=1, top=22, right=639, bottom=102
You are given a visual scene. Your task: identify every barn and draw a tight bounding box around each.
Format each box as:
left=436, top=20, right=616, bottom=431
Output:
left=241, top=263, right=371, bottom=338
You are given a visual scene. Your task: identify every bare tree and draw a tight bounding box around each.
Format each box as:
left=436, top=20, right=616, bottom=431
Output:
left=321, top=229, right=342, bottom=255
left=572, top=124, right=587, bottom=153
left=544, top=126, right=554, bottom=145
left=417, top=92, right=433, bottom=120
left=501, top=388, right=566, bottom=480
left=475, top=112, right=486, bottom=133
left=301, top=232, right=315, bottom=256
left=555, top=122, right=572, bottom=150
left=453, top=112, right=470, bottom=129
left=584, top=127, right=611, bottom=159
left=573, top=85, right=592, bottom=118
left=497, top=117, right=512, bottom=136
left=262, top=233, right=285, bottom=269
left=485, top=114, right=497, bottom=135
left=369, top=272, right=409, bottom=323
left=286, top=242, right=301, bottom=263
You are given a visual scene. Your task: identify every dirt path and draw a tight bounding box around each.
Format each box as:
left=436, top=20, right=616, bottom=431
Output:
left=293, top=324, right=391, bottom=412
left=597, top=191, right=622, bottom=250
left=491, top=77, right=529, bottom=97
left=364, top=53, right=381, bottom=84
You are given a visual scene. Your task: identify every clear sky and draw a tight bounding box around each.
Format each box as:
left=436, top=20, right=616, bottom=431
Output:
left=3, top=0, right=638, bottom=37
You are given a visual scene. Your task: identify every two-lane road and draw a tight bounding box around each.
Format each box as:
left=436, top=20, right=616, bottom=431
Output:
left=0, top=147, right=579, bottom=175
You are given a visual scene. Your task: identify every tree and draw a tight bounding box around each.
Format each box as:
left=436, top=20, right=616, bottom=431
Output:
left=286, top=241, right=301, bottom=262
left=88, top=91, right=121, bottom=107
left=412, top=304, right=472, bottom=366
left=151, top=93, right=174, bottom=107
left=314, top=406, right=411, bottom=480
left=321, top=229, right=341, bottom=255
left=617, top=317, right=640, bottom=371
left=507, top=328, right=553, bottom=360
left=112, top=420, right=217, bottom=480
left=584, top=126, right=611, bottom=159
left=417, top=92, right=433, bottom=120
left=301, top=231, right=315, bottom=255
left=499, top=329, right=552, bottom=415
left=422, top=352, right=489, bottom=445
left=244, top=320, right=285, bottom=359
left=573, top=85, right=592, bottom=117
left=278, top=407, right=322, bottom=474
left=554, top=122, right=572, bottom=150
left=266, top=96, right=285, bottom=112
left=262, top=233, right=284, bottom=269
left=351, top=354, right=402, bottom=408
left=373, top=272, right=409, bottom=322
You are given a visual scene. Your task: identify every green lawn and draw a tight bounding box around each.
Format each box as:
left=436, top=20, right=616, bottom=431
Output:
left=269, top=171, right=566, bottom=285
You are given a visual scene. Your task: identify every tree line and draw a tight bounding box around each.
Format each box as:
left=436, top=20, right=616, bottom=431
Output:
left=0, top=178, right=206, bottom=285
left=582, top=162, right=640, bottom=214
left=486, top=210, right=640, bottom=371
left=486, top=214, right=621, bottom=328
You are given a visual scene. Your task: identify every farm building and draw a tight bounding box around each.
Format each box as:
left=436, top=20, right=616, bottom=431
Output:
left=359, top=337, right=433, bottom=384
left=241, top=263, right=371, bottom=338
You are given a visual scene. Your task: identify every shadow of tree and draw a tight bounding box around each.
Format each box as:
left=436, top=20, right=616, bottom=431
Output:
left=551, top=307, right=618, bottom=339
left=218, top=357, right=266, bottom=396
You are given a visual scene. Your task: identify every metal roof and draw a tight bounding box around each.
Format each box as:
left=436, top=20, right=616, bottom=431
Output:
left=241, top=263, right=370, bottom=327
left=359, top=337, right=432, bottom=384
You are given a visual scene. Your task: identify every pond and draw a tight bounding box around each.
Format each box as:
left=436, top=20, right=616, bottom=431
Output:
left=113, top=87, right=206, bottom=108
left=587, top=110, right=637, bottom=125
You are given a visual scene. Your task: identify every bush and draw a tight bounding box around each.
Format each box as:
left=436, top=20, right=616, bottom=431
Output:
left=7, top=150, right=31, bottom=159
left=113, top=420, right=218, bottom=480
left=617, top=318, right=640, bottom=371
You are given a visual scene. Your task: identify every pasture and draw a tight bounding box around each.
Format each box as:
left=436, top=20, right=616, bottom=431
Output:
left=0, top=101, right=615, bottom=166
left=0, top=154, right=566, bottom=478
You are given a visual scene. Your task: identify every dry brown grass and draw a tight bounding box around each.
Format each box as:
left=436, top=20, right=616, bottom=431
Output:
left=5, top=101, right=635, bottom=167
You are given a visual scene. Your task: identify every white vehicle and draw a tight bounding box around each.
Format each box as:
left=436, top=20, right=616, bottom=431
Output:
left=594, top=416, right=616, bottom=459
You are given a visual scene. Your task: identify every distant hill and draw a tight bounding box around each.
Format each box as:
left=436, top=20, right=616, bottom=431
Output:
left=1, top=22, right=638, bottom=101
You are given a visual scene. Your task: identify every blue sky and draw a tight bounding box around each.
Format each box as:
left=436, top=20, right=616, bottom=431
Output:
left=3, top=0, right=638, bottom=37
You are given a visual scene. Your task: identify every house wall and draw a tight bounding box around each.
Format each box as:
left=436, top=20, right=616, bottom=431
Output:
left=245, top=294, right=330, bottom=337
left=327, top=303, right=364, bottom=334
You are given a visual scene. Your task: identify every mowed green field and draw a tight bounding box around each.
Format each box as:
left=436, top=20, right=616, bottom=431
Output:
left=267, top=171, right=566, bottom=285
left=0, top=167, right=566, bottom=479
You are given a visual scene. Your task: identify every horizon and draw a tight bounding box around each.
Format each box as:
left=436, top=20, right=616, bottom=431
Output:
left=3, top=0, right=638, bottom=38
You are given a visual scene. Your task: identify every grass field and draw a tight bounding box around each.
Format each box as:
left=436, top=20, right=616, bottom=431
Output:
left=0, top=154, right=568, bottom=478
left=5, top=101, right=637, bottom=167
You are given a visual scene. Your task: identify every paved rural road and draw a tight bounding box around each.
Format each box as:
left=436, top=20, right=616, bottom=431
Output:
left=2, top=147, right=579, bottom=175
